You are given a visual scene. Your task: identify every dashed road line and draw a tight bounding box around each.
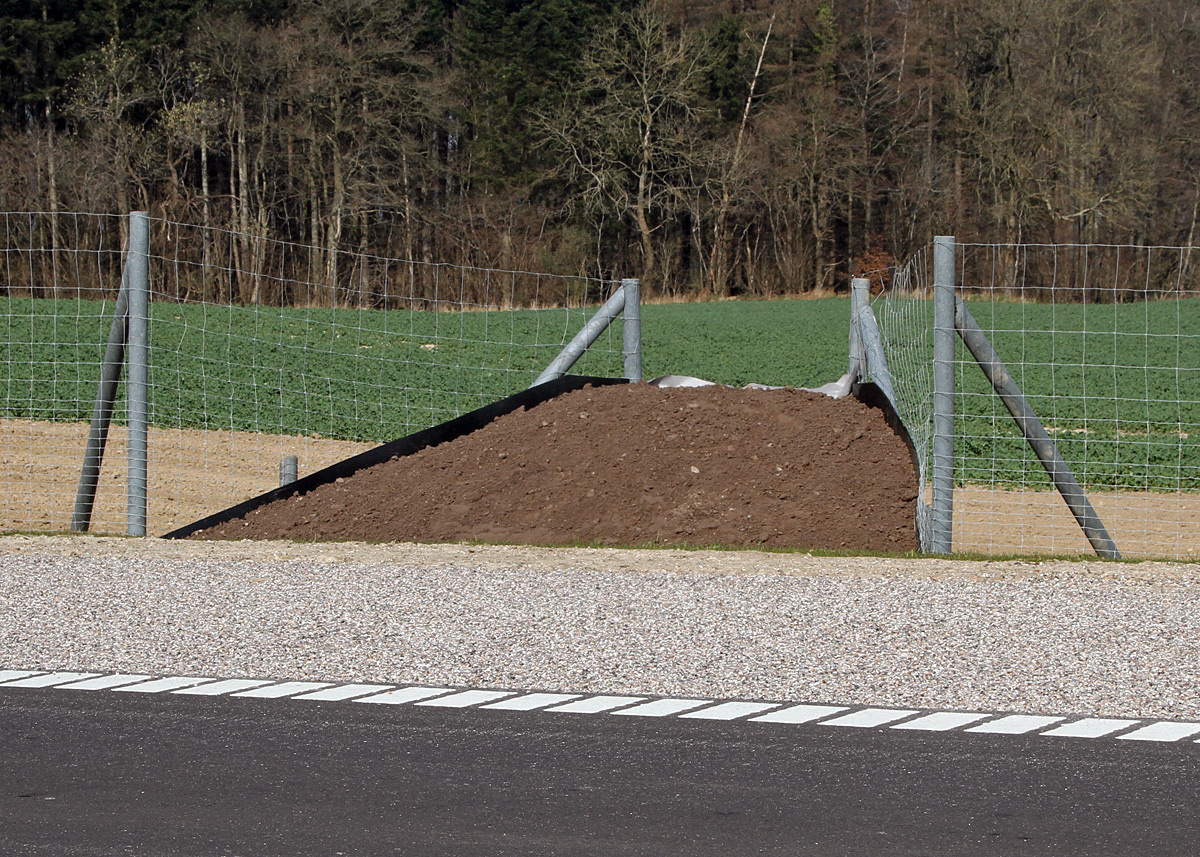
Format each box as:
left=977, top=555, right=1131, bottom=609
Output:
left=2, top=671, right=101, bottom=688
left=544, top=695, right=646, bottom=714
left=0, top=670, right=45, bottom=683
left=965, top=714, right=1064, bottom=735
left=1041, top=718, right=1141, bottom=739
left=481, top=692, right=580, bottom=711
left=356, top=687, right=452, bottom=706
left=892, top=712, right=990, bottom=732
left=612, top=698, right=711, bottom=718
left=173, top=679, right=275, bottom=696
left=57, top=674, right=154, bottom=691
left=232, top=681, right=332, bottom=698
left=415, top=690, right=514, bottom=708
left=750, top=704, right=847, bottom=724
left=291, top=683, right=393, bottom=702
left=3, top=668, right=1199, bottom=746
left=1117, top=722, right=1200, bottom=743
left=681, top=701, right=780, bottom=720
left=112, top=676, right=219, bottom=694
left=820, top=708, right=921, bottom=728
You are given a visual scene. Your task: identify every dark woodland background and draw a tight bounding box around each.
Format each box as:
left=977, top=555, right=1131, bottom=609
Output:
left=3, top=0, right=1199, bottom=302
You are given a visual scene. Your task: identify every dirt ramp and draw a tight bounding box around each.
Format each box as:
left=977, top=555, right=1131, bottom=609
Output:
left=192, top=383, right=919, bottom=552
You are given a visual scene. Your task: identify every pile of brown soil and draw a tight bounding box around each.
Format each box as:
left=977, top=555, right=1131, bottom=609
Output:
left=192, top=383, right=919, bottom=552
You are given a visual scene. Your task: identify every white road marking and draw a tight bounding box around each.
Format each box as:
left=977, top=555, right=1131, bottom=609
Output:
left=820, top=708, right=921, bottom=728
left=356, top=687, right=454, bottom=705
left=291, top=683, right=394, bottom=701
left=681, top=701, right=780, bottom=720
left=415, top=690, right=515, bottom=708
left=55, top=674, right=153, bottom=691
left=172, top=679, right=275, bottom=696
left=2, top=666, right=1196, bottom=747
left=1117, top=722, right=1200, bottom=743
left=750, top=704, right=847, bottom=724
left=891, top=712, right=991, bottom=732
left=112, top=677, right=220, bottom=693
left=0, top=671, right=100, bottom=688
left=612, top=698, right=711, bottom=718
left=480, top=693, right=581, bottom=711
left=231, top=681, right=333, bottom=698
left=965, top=715, right=1064, bottom=734
left=0, top=670, right=44, bottom=684
left=545, top=695, right=646, bottom=714
left=1041, top=718, right=1140, bottom=738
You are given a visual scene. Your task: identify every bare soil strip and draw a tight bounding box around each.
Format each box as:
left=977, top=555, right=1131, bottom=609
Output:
left=2, top=416, right=1196, bottom=558
left=0, top=419, right=370, bottom=535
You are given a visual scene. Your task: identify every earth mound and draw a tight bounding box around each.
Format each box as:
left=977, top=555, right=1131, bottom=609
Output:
left=191, top=383, right=919, bottom=552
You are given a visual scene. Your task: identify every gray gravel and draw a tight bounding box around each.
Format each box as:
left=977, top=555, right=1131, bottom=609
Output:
left=2, top=536, right=1199, bottom=720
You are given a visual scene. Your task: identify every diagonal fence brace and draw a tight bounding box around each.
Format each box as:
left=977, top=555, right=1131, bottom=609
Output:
left=954, top=298, right=1120, bottom=559
left=531, top=279, right=641, bottom=387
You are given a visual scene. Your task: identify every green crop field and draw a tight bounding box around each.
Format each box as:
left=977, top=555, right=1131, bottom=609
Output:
left=0, top=296, right=853, bottom=443
left=2, top=293, right=1197, bottom=491
left=955, top=298, right=1200, bottom=491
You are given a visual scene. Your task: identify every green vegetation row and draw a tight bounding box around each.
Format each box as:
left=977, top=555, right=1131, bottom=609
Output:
left=2, top=295, right=1197, bottom=490
left=954, top=298, right=1200, bottom=491
left=0, top=296, right=850, bottom=440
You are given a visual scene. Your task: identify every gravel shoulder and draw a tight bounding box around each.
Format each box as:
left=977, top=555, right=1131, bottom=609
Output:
left=2, top=535, right=1198, bottom=720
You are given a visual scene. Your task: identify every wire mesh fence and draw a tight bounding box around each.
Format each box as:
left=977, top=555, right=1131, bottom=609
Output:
left=1, top=212, right=626, bottom=536
left=7, top=211, right=1198, bottom=557
left=877, top=240, right=1200, bottom=559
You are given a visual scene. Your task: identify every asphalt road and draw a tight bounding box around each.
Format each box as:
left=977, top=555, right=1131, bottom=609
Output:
left=2, top=688, right=1198, bottom=856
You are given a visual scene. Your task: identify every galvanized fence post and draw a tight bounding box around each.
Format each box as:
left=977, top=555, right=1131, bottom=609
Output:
left=126, top=211, right=150, bottom=536
left=931, top=235, right=957, bottom=554
left=279, top=455, right=299, bottom=487
left=621, top=278, right=642, bottom=382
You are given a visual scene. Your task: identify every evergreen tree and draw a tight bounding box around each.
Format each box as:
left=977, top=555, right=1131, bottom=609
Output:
left=0, top=0, right=201, bottom=128
left=454, top=0, right=631, bottom=185
left=0, top=0, right=83, bottom=125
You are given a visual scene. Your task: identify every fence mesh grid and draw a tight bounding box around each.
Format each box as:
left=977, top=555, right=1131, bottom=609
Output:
left=1, top=212, right=624, bottom=536
left=866, top=245, right=935, bottom=550
left=7, top=212, right=1199, bottom=557
left=879, top=241, right=1200, bottom=559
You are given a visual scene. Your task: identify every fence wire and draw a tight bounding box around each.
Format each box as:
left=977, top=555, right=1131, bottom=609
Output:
left=869, top=245, right=937, bottom=550
left=1, top=212, right=625, bottom=535
left=878, top=240, right=1200, bottom=559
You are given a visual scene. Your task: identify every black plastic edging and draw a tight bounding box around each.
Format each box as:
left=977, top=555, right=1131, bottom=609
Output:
left=162, top=375, right=628, bottom=540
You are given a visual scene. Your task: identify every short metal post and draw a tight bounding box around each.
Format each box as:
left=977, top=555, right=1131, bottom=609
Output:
left=931, top=235, right=956, bottom=554
left=279, top=455, right=298, bottom=487
left=621, top=278, right=642, bottom=382
left=126, top=211, right=150, bottom=536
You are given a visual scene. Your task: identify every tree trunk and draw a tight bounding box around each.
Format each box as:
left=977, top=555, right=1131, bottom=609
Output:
left=635, top=153, right=656, bottom=286
left=200, top=127, right=211, bottom=300
left=235, top=103, right=254, bottom=304
left=45, top=115, right=59, bottom=299
left=326, top=145, right=344, bottom=305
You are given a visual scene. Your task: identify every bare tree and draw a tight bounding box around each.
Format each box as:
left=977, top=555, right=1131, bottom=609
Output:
left=536, top=1, right=715, bottom=289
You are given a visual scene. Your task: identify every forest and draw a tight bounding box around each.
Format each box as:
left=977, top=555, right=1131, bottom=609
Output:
left=2, top=0, right=1199, bottom=302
